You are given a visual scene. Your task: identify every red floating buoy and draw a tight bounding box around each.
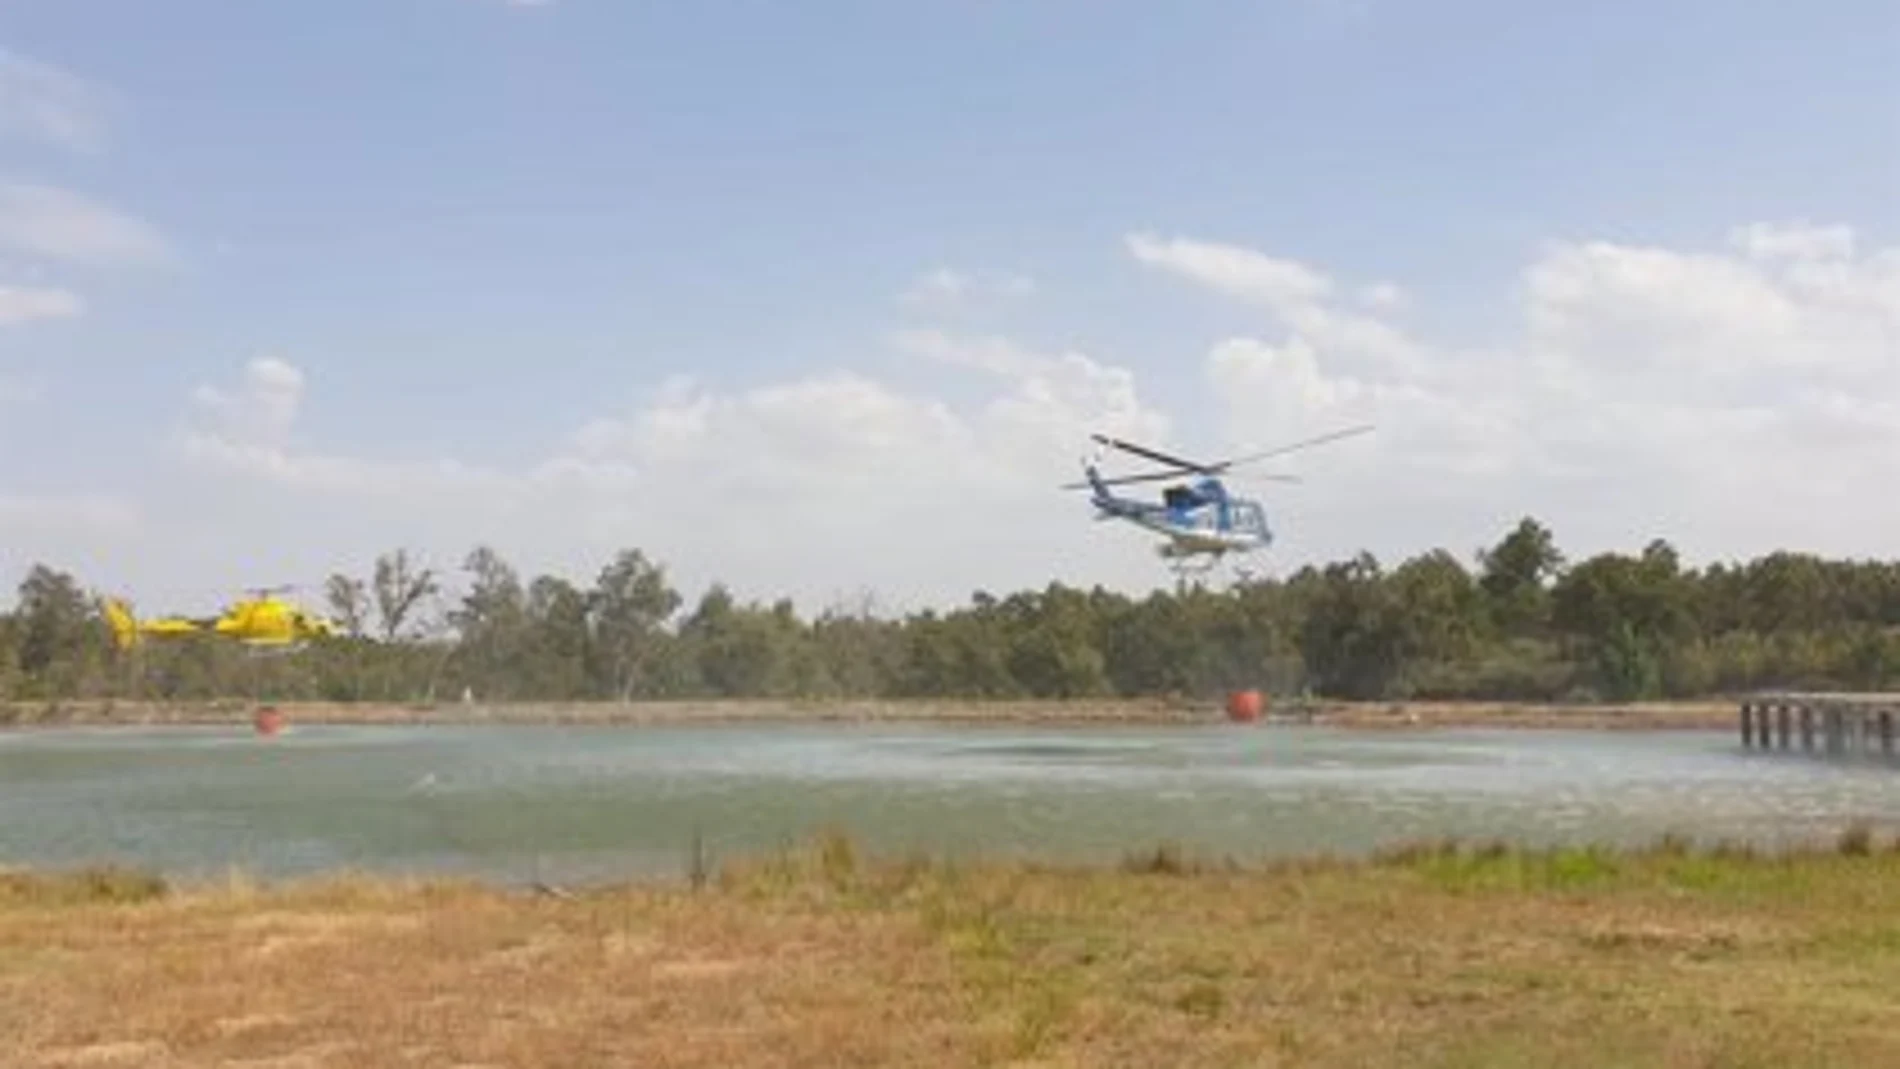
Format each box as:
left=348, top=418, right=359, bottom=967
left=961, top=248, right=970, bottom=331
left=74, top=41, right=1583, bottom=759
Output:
left=253, top=705, right=285, bottom=737
left=1225, top=689, right=1264, bottom=723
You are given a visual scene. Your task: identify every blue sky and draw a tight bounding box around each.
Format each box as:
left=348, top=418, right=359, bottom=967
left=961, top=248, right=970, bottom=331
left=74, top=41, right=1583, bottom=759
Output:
left=2, top=0, right=1896, bottom=616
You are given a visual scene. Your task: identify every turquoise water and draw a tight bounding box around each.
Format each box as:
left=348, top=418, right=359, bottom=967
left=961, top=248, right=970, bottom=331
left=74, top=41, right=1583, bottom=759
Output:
left=2, top=722, right=1895, bottom=885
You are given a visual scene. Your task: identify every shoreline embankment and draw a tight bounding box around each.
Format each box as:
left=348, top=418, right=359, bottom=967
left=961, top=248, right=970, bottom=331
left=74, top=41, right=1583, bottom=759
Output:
left=0, top=696, right=1741, bottom=731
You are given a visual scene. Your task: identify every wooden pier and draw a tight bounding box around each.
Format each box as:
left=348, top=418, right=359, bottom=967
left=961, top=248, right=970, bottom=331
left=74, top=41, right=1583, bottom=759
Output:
left=1738, top=692, right=1900, bottom=763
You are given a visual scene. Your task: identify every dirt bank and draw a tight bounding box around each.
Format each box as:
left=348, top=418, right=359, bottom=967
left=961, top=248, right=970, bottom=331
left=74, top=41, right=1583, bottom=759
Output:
left=0, top=696, right=1742, bottom=730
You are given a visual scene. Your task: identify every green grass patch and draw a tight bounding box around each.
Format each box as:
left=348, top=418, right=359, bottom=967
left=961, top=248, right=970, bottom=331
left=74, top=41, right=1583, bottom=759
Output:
left=0, top=864, right=168, bottom=906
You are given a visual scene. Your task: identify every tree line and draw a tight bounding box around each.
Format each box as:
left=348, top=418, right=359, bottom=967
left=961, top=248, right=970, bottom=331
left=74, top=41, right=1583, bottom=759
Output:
left=4, top=518, right=1898, bottom=706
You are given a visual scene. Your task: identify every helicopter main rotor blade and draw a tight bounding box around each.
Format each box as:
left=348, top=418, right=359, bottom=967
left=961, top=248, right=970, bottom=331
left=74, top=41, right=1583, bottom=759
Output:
left=1089, top=434, right=1216, bottom=475
left=1061, top=469, right=1189, bottom=490
left=1216, top=424, right=1375, bottom=470
left=1061, top=468, right=1209, bottom=491
left=1061, top=469, right=1302, bottom=490
left=1094, top=470, right=1202, bottom=487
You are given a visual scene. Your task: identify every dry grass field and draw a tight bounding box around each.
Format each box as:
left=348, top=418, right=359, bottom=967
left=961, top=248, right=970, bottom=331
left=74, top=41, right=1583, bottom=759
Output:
left=4, top=830, right=1898, bottom=1068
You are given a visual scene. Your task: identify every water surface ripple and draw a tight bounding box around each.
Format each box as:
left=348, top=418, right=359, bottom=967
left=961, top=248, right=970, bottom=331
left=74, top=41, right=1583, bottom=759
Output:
left=2, top=723, right=1894, bottom=884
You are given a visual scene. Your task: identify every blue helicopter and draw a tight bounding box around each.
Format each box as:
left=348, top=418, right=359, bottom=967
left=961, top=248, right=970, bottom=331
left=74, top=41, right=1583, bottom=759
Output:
left=1065, top=426, right=1375, bottom=572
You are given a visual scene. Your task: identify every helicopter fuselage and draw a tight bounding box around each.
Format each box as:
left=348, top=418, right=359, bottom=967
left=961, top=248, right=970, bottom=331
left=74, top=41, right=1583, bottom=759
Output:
left=1083, top=466, right=1272, bottom=557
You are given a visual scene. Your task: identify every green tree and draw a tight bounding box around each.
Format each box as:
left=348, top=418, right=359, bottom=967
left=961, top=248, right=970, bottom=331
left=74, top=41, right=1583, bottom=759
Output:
left=589, top=549, right=682, bottom=700
left=11, top=516, right=1900, bottom=708
left=449, top=546, right=529, bottom=698
left=1478, top=517, right=1564, bottom=635
left=324, top=573, right=370, bottom=638
left=1000, top=584, right=1111, bottom=698
left=1550, top=540, right=1695, bottom=700
left=1299, top=553, right=1413, bottom=699
left=373, top=549, right=438, bottom=642
left=12, top=564, right=102, bottom=699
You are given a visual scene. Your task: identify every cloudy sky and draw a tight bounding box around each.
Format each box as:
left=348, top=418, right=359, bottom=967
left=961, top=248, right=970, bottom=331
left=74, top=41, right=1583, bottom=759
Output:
left=1, top=0, right=1895, bottom=616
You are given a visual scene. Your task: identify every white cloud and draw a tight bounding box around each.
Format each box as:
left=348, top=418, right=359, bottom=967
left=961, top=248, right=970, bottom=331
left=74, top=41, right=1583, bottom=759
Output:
left=175, top=355, right=517, bottom=498
left=0, top=284, right=81, bottom=325
left=0, top=182, right=169, bottom=268
left=186, top=356, right=305, bottom=451
left=901, top=268, right=971, bottom=306
left=1128, top=232, right=1332, bottom=311
left=30, top=217, right=1900, bottom=612
left=1203, top=335, right=1524, bottom=484
left=0, top=49, right=110, bottom=153
left=1525, top=224, right=1900, bottom=394
left=1146, top=220, right=1900, bottom=568
left=1358, top=282, right=1407, bottom=311
left=161, top=329, right=1171, bottom=610
left=890, top=327, right=1168, bottom=462
left=530, top=333, right=1168, bottom=603
left=899, top=267, right=1036, bottom=309
left=1130, top=231, right=1426, bottom=378
left=1730, top=221, right=1856, bottom=261
left=0, top=54, right=157, bottom=342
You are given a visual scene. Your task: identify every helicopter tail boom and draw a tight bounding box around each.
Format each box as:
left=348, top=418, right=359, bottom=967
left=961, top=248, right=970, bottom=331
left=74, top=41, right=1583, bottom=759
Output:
left=1079, top=461, right=1158, bottom=522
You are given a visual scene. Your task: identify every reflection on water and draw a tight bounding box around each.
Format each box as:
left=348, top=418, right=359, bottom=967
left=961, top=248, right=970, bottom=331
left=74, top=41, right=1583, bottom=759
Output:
left=2, top=722, right=1896, bottom=885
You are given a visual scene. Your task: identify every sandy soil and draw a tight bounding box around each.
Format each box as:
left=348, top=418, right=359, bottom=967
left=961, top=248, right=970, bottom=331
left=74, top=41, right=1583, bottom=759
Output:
left=0, top=695, right=1746, bottom=730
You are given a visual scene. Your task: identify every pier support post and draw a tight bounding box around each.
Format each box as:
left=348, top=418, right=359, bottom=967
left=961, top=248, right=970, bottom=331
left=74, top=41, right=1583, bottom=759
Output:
left=1740, top=694, right=1900, bottom=766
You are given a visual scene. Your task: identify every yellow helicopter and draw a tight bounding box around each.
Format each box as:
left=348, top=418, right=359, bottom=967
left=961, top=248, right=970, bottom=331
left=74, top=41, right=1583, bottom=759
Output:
left=101, top=586, right=340, bottom=651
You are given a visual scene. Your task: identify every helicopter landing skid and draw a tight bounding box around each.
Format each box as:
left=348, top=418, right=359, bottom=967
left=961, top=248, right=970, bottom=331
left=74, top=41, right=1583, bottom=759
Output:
left=1164, top=552, right=1272, bottom=593
left=1167, top=554, right=1223, bottom=578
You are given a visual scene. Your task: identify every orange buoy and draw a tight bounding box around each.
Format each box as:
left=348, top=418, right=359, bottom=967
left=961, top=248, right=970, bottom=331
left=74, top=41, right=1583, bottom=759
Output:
left=253, top=705, right=285, bottom=737
left=1225, top=689, right=1264, bottom=723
